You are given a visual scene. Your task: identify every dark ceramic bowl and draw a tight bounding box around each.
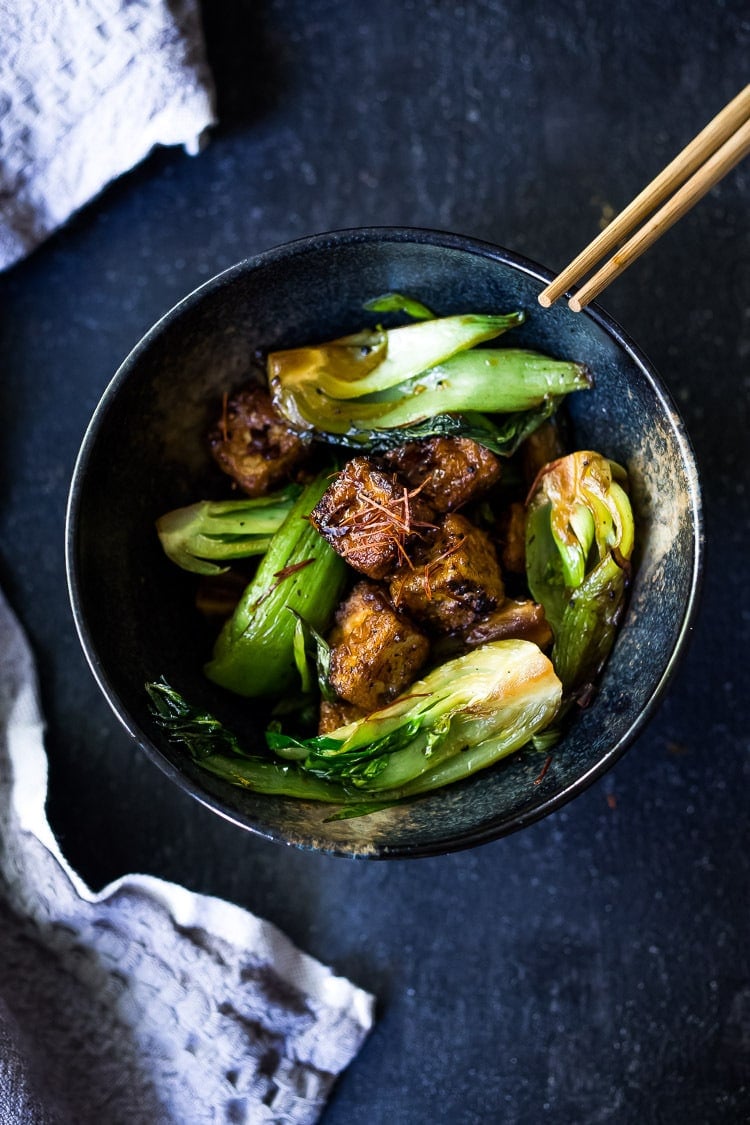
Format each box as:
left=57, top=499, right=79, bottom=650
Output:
left=65, top=228, right=703, bottom=858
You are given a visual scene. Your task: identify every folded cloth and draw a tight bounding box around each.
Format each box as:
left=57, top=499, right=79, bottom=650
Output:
left=0, top=587, right=374, bottom=1125
left=0, top=0, right=217, bottom=271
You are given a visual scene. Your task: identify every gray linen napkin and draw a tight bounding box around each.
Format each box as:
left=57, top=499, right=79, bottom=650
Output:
left=0, top=587, right=374, bottom=1124
left=0, top=0, right=217, bottom=270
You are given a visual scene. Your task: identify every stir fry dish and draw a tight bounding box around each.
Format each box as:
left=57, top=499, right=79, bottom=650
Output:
left=148, top=296, right=635, bottom=814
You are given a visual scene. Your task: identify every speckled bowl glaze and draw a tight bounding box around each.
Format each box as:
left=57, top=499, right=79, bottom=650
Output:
left=66, top=228, right=703, bottom=858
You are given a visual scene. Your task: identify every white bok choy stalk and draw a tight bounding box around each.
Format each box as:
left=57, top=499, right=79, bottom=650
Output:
left=155, top=486, right=302, bottom=575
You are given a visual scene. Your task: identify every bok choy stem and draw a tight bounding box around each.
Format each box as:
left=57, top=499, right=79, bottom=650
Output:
left=155, top=486, right=301, bottom=575
left=204, top=472, right=347, bottom=697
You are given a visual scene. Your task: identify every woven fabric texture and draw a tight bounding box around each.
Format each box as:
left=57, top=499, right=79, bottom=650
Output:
left=0, top=0, right=217, bottom=270
left=0, top=588, right=374, bottom=1124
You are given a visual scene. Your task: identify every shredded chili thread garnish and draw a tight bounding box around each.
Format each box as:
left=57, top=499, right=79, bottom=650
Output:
left=533, top=754, right=553, bottom=785
left=251, top=557, right=316, bottom=610
left=274, top=558, right=316, bottom=581
left=337, top=480, right=436, bottom=570
left=340, top=492, right=411, bottom=533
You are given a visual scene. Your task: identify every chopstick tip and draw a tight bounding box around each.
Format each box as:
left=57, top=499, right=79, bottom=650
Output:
left=537, top=291, right=553, bottom=308
left=568, top=295, right=584, bottom=313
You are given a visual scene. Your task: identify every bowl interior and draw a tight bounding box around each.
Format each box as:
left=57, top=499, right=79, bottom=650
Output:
left=66, top=229, right=702, bottom=857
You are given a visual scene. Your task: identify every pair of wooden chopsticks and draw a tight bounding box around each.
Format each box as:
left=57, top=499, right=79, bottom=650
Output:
left=539, top=85, right=750, bottom=312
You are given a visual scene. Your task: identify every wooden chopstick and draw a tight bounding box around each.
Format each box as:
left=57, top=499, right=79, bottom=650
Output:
left=538, top=85, right=750, bottom=312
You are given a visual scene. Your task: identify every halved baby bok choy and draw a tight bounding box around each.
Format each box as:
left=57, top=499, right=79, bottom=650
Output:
left=146, top=679, right=352, bottom=801
left=148, top=639, right=562, bottom=807
left=525, top=450, right=635, bottom=695
left=268, top=311, right=591, bottom=453
left=204, top=472, right=347, bottom=697
left=268, top=310, right=523, bottom=402
left=156, top=485, right=301, bottom=575
left=271, top=639, right=562, bottom=796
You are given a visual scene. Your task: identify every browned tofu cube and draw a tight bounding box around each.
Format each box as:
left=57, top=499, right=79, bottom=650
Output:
left=389, top=513, right=505, bottom=633
left=318, top=698, right=367, bottom=735
left=309, top=457, right=436, bottom=580
left=209, top=384, right=310, bottom=497
left=327, top=581, right=430, bottom=711
left=379, top=436, right=501, bottom=512
left=462, top=599, right=553, bottom=650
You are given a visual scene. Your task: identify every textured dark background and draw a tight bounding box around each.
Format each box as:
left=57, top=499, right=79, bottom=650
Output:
left=1, top=1, right=748, bottom=1121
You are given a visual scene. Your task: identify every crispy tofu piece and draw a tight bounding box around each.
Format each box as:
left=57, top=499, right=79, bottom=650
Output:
left=318, top=698, right=367, bottom=735
left=462, top=599, right=553, bottom=650
left=379, top=436, right=501, bottom=512
left=327, top=581, right=430, bottom=711
left=309, top=457, right=436, bottom=580
left=209, top=384, right=310, bottom=497
left=389, top=513, right=505, bottom=633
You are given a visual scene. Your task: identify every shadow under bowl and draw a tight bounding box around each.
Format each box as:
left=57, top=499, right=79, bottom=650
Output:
left=65, top=227, right=703, bottom=858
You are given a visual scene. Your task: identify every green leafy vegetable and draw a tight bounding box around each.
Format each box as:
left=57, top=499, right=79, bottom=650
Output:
left=204, top=472, right=348, bottom=697
left=362, top=292, right=436, bottom=320
left=269, top=639, right=562, bottom=796
left=270, top=344, right=590, bottom=446
left=290, top=610, right=335, bottom=701
left=155, top=486, right=302, bottom=575
left=147, top=640, right=562, bottom=810
left=268, top=310, right=525, bottom=409
left=313, top=400, right=560, bottom=456
left=146, top=679, right=352, bottom=801
left=147, top=677, right=245, bottom=759
left=525, top=450, right=635, bottom=694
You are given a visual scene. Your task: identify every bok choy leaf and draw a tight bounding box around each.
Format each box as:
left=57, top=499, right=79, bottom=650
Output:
left=269, top=639, right=562, bottom=796
left=525, top=450, right=635, bottom=694
left=268, top=310, right=524, bottom=407
left=148, top=640, right=562, bottom=809
left=271, top=345, right=591, bottom=444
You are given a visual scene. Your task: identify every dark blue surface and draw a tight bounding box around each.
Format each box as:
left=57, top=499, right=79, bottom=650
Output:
left=1, top=2, right=748, bottom=1121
